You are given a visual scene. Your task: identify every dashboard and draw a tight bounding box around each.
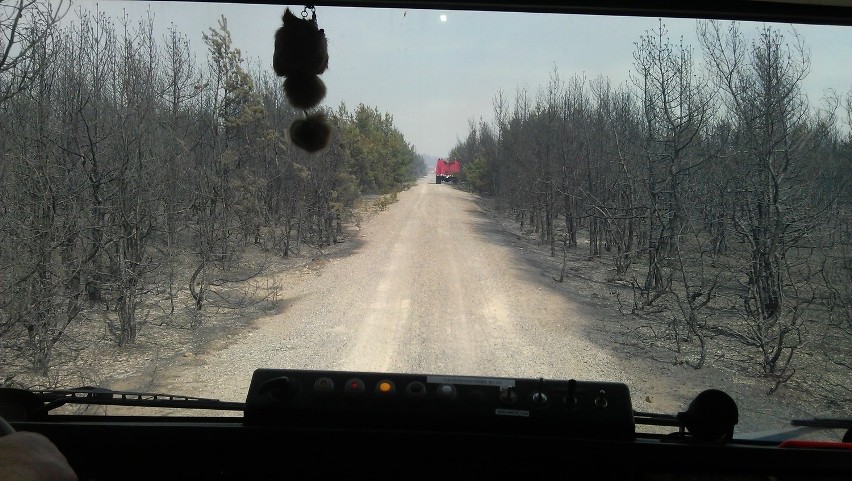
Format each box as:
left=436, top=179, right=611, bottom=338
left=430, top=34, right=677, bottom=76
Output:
left=2, top=368, right=851, bottom=480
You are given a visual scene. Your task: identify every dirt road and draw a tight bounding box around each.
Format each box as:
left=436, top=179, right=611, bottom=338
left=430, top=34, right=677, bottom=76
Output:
left=96, top=177, right=849, bottom=436
left=150, top=176, right=681, bottom=415
left=141, top=176, right=827, bottom=436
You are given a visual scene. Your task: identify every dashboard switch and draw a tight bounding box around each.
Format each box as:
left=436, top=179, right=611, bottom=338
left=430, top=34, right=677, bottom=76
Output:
left=595, top=390, right=608, bottom=409
left=314, top=377, right=334, bottom=394
left=405, top=381, right=427, bottom=399
left=259, top=376, right=300, bottom=401
left=376, top=380, right=396, bottom=396
left=344, top=378, right=366, bottom=396
left=563, top=394, right=578, bottom=409
left=436, top=384, right=457, bottom=402
left=499, top=386, right=518, bottom=405
left=531, top=392, right=549, bottom=407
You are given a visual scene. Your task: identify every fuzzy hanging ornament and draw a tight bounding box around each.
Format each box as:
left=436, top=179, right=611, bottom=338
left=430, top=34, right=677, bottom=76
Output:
left=273, top=6, right=331, bottom=153
left=289, top=112, right=332, bottom=153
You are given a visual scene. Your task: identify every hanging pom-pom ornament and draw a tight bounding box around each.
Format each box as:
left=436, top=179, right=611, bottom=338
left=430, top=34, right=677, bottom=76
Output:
left=273, top=8, right=328, bottom=78
left=283, top=74, right=327, bottom=110
left=272, top=6, right=332, bottom=154
left=289, top=112, right=332, bottom=153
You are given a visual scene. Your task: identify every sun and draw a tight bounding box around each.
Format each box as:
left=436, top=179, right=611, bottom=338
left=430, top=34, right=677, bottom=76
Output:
left=440, top=14, right=447, bottom=22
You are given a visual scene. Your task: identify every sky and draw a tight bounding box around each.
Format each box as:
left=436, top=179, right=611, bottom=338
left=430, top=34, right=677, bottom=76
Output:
left=60, top=1, right=852, bottom=158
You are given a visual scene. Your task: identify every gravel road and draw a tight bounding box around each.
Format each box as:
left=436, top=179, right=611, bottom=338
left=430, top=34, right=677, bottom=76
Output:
left=150, top=176, right=668, bottom=406
left=131, top=176, right=846, bottom=439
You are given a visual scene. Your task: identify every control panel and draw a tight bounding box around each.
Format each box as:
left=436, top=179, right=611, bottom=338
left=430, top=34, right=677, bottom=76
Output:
left=244, top=369, right=635, bottom=439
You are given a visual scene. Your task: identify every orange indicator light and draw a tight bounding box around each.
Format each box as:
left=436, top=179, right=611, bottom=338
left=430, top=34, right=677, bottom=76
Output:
left=378, top=381, right=393, bottom=393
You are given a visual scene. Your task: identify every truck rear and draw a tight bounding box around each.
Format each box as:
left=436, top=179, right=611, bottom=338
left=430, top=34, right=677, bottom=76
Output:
left=435, top=159, right=460, bottom=184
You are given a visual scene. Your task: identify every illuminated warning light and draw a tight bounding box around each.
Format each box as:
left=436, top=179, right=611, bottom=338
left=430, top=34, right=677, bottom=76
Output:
left=376, top=380, right=395, bottom=394
left=344, top=378, right=365, bottom=394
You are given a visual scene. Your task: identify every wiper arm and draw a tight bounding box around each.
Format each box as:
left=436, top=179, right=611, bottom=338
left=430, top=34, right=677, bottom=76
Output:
left=29, top=387, right=245, bottom=415
left=633, top=411, right=679, bottom=427
left=791, top=418, right=852, bottom=430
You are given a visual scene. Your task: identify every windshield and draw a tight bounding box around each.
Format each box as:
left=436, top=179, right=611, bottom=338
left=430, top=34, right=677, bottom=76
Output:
left=1, top=0, right=850, bottom=441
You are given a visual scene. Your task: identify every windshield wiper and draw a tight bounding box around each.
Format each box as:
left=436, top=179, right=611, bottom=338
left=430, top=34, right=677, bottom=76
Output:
left=27, top=387, right=245, bottom=415
left=633, top=411, right=679, bottom=427
left=790, top=418, right=852, bottom=430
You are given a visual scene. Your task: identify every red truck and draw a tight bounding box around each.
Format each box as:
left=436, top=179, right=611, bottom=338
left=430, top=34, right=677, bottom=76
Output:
left=435, top=158, right=460, bottom=184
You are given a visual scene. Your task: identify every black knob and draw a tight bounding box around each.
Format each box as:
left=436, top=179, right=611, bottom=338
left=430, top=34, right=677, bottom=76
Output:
left=259, top=376, right=301, bottom=401
left=499, top=386, right=518, bottom=404
left=563, top=379, right=578, bottom=409
left=594, top=389, right=608, bottom=408
left=677, top=389, right=738, bottom=443
left=531, top=377, right=549, bottom=407
left=531, top=392, right=549, bottom=407
left=405, top=381, right=427, bottom=399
